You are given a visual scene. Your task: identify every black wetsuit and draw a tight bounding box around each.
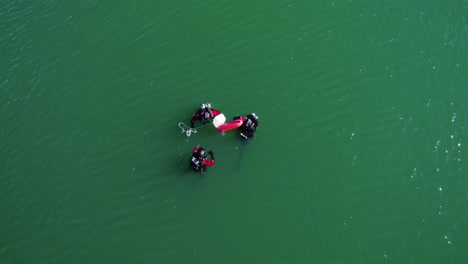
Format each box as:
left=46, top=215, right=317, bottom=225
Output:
left=238, top=114, right=258, bottom=139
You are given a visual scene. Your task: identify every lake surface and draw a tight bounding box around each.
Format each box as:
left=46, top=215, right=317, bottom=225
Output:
left=1, top=1, right=467, bottom=263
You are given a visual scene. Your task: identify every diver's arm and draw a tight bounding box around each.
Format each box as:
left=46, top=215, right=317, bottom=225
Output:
left=190, top=113, right=201, bottom=128
left=211, top=109, right=221, bottom=116
left=203, top=151, right=215, bottom=166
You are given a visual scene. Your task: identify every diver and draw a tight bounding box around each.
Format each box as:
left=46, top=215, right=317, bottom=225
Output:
left=190, top=146, right=215, bottom=172
left=190, top=103, right=222, bottom=128
left=233, top=113, right=259, bottom=139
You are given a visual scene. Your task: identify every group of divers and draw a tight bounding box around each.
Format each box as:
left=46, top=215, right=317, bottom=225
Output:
left=179, top=103, right=259, bottom=173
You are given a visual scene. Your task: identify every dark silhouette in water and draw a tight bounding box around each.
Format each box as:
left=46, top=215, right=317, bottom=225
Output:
left=233, top=113, right=259, bottom=140
left=234, top=139, right=249, bottom=171
left=189, top=146, right=215, bottom=172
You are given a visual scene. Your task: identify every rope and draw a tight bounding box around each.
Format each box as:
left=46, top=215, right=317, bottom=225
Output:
left=178, top=122, right=196, bottom=137
left=178, top=122, right=212, bottom=137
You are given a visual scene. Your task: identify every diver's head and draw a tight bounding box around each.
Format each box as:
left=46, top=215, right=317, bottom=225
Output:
left=251, top=113, right=258, bottom=120
left=198, top=149, right=206, bottom=158
left=200, top=103, right=212, bottom=111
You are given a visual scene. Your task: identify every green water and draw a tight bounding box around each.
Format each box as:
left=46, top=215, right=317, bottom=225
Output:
left=1, top=1, right=467, bottom=263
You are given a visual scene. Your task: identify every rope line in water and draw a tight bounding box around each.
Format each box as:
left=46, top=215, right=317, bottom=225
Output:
left=178, top=122, right=211, bottom=137
left=178, top=122, right=196, bottom=136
